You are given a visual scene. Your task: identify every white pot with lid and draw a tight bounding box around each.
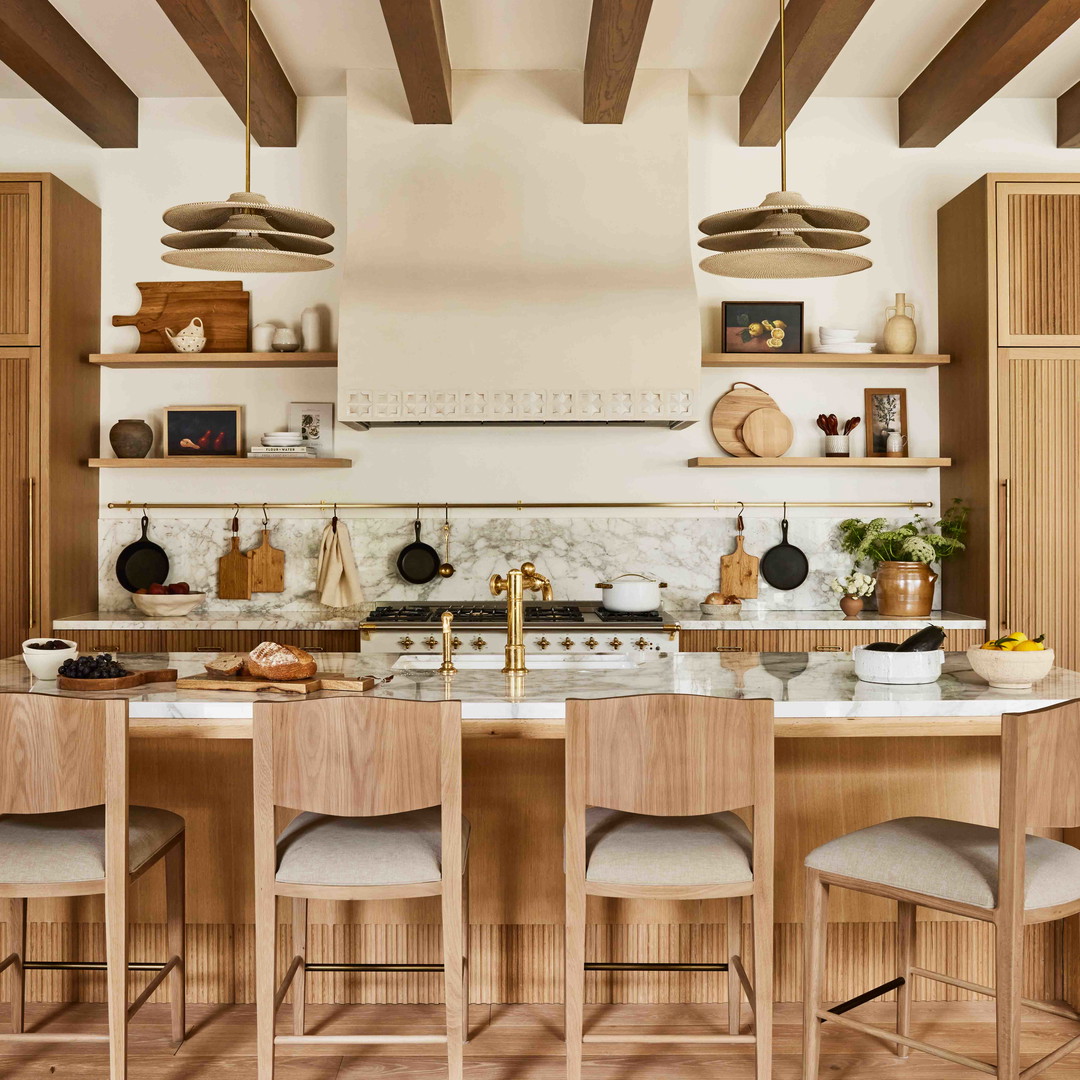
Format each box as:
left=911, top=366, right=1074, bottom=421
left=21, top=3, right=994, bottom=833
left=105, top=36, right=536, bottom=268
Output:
left=595, top=573, right=668, bottom=612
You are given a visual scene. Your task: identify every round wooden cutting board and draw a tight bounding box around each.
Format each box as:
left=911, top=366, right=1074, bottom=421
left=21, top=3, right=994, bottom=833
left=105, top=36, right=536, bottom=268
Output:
left=710, top=382, right=778, bottom=456
left=741, top=406, right=794, bottom=457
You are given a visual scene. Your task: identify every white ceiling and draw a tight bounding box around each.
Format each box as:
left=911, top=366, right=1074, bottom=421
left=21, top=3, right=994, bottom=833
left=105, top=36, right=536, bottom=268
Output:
left=3, top=0, right=1080, bottom=102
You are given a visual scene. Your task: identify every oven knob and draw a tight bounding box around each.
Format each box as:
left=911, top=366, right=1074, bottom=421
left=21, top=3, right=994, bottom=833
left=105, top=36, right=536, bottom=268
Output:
left=584, top=637, right=599, bottom=650
left=561, top=637, right=574, bottom=650
left=634, top=637, right=650, bottom=651
left=423, top=636, right=437, bottom=650
left=608, top=637, right=623, bottom=650
left=536, top=637, right=551, bottom=651
left=471, top=636, right=487, bottom=651
left=398, top=636, right=414, bottom=650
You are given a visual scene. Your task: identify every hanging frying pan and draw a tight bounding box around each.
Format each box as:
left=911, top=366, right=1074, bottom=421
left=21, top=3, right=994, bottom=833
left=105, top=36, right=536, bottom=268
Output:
left=396, top=508, right=441, bottom=585
left=115, top=512, right=170, bottom=592
left=760, top=507, right=809, bottom=591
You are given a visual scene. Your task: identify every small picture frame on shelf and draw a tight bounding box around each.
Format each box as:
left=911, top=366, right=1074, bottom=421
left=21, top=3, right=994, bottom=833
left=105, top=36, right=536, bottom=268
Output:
left=721, top=301, right=804, bottom=354
left=163, top=405, right=243, bottom=457
left=864, top=388, right=907, bottom=457
left=288, top=401, right=335, bottom=457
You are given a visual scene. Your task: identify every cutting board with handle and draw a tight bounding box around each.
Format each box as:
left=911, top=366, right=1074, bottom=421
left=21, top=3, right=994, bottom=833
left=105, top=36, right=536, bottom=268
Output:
left=711, top=382, right=778, bottom=457
left=248, top=528, right=285, bottom=593
left=58, top=668, right=177, bottom=692
left=719, top=511, right=759, bottom=599
left=218, top=515, right=253, bottom=599
left=175, top=673, right=376, bottom=695
left=112, top=281, right=250, bottom=353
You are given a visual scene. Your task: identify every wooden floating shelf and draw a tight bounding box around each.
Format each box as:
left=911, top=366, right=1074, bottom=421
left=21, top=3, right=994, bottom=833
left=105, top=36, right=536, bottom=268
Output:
left=89, top=352, right=337, bottom=369
left=701, top=353, right=949, bottom=368
left=688, top=457, right=952, bottom=469
left=88, top=457, right=352, bottom=469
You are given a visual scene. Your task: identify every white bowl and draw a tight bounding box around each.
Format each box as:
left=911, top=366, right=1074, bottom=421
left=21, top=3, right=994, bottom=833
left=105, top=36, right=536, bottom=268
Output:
left=131, top=592, right=206, bottom=618
left=21, top=638, right=79, bottom=681
left=853, top=645, right=944, bottom=685
left=819, top=327, right=858, bottom=342
left=966, top=646, right=1055, bottom=689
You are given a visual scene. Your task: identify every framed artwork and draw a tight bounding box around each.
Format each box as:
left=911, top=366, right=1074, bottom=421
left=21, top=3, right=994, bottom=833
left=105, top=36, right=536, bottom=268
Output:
left=163, top=405, right=243, bottom=457
left=721, top=301, right=804, bottom=354
left=864, top=388, right=907, bottom=457
left=288, top=401, right=335, bottom=457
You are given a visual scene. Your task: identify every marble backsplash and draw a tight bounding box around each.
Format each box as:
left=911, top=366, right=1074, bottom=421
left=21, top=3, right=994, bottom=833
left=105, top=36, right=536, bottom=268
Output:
left=98, top=514, right=911, bottom=614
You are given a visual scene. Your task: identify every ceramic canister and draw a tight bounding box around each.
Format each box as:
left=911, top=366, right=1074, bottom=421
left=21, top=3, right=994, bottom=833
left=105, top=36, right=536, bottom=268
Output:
left=252, top=323, right=276, bottom=351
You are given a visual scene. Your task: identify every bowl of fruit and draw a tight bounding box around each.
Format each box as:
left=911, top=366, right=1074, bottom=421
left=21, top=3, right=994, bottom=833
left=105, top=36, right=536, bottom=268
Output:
left=131, top=582, right=205, bottom=618
left=22, top=638, right=79, bottom=681
left=967, top=632, right=1053, bottom=689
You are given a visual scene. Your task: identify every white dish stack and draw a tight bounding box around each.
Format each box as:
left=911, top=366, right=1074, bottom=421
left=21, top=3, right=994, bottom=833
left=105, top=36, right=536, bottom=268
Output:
left=248, top=431, right=314, bottom=458
left=814, top=327, right=875, bottom=354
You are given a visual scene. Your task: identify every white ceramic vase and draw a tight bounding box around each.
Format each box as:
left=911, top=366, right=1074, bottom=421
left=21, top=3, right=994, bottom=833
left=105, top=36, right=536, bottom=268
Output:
left=301, top=307, right=323, bottom=352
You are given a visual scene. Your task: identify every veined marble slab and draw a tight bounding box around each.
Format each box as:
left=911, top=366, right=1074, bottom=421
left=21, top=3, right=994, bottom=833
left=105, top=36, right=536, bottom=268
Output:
left=668, top=607, right=986, bottom=631
left=54, top=610, right=369, bottom=631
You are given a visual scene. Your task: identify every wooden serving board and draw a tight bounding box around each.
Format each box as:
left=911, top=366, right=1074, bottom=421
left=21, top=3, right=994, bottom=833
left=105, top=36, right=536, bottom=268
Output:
left=58, top=669, right=177, bottom=692
left=248, top=529, right=285, bottom=593
left=175, top=673, right=376, bottom=695
left=720, top=535, right=759, bottom=599
left=218, top=536, right=253, bottom=600
left=741, top=406, right=793, bottom=457
left=711, top=382, right=777, bottom=457
left=112, top=281, right=250, bottom=353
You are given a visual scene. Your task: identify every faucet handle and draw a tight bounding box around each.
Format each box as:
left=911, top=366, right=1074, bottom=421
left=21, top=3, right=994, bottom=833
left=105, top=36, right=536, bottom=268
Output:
left=489, top=572, right=508, bottom=597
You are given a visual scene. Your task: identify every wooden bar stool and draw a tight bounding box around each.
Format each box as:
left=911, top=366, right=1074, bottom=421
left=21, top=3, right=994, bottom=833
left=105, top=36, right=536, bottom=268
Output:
left=803, top=699, right=1080, bottom=1080
left=564, top=693, right=775, bottom=1079
left=253, top=696, right=467, bottom=1080
left=0, top=693, right=186, bottom=1079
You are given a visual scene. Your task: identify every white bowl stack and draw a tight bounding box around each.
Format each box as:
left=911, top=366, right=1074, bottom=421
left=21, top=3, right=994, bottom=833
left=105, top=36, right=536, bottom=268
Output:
left=261, top=431, right=306, bottom=447
left=815, top=327, right=875, bottom=354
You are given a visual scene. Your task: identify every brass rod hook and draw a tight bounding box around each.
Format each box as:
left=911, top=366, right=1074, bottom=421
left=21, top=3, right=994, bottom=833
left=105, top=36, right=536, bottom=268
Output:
left=261, top=502, right=269, bottom=527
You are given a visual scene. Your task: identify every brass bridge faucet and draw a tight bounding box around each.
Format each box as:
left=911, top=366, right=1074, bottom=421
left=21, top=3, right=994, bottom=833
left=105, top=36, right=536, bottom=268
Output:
left=438, top=610, right=457, bottom=675
left=489, top=561, right=553, bottom=675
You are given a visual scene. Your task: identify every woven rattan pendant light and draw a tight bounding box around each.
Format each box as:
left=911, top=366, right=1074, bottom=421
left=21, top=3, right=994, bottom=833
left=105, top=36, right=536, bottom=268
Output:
left=160, top=0, right=334, bottom=272
left=697, top=0, right=870, bottom=279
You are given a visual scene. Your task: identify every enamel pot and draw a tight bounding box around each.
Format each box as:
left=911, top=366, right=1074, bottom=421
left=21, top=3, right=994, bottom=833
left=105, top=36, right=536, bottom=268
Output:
left=595, top=573, right=667, bottom=612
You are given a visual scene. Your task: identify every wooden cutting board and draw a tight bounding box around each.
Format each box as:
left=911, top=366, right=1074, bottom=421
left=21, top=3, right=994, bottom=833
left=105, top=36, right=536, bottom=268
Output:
left=218, top=536, right=253, bottom=600
left=58, top=669, right=177, bottom=692
left=720, top=535, right=759, bottom=599
left=711, top=382, right=778, bottom=457
left=112, top=281, right=250, bottom=353
left=175, top=673, right=376, bottom=695
left=248, top=529, right=285, bottom=593
left=741, top=407, right=794, bottom=457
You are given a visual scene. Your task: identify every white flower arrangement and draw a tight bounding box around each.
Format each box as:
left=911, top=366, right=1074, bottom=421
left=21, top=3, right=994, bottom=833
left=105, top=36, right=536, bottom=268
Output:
left=830, top=571, right=875, bottom=598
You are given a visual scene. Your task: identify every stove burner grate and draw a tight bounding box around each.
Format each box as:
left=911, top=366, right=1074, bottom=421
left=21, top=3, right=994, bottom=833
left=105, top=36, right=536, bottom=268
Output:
left=594, top=608, right=664, bottom=623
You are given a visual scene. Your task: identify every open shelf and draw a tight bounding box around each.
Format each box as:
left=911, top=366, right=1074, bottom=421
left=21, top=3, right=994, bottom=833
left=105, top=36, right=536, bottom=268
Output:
left=701, top=353, right=949, bottom=368
left=89, top=352, right=337, bottom=369
left=688, top=457, right=951, bottom=469
left=88, top=457, right=351, bottom=469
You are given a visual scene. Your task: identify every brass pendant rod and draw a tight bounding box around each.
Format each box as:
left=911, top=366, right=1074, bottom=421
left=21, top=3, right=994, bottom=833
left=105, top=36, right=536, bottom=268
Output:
left=108, top=500, right=932, bottom=512
left=779, top=0, right=787, bottom=192
left=245, top=0, right=251, bottom=193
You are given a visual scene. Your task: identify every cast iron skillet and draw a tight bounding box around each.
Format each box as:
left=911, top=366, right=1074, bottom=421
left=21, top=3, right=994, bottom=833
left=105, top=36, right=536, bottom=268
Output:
left=760, top=513, right=809, bottom=591
left=115, top=513, right=170, bottom=592
left=396, top=512, right=441, bottom=585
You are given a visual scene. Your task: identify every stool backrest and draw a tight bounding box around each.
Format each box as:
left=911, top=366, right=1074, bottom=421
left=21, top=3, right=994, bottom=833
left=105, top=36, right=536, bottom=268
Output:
left=1001, top=699, right=1080, bottom=831
left=0, top=693, right=126, bottom=814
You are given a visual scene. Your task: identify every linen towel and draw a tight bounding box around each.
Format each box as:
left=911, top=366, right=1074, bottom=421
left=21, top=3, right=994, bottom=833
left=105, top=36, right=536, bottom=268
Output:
left=316, top=521, right=364, bottom=607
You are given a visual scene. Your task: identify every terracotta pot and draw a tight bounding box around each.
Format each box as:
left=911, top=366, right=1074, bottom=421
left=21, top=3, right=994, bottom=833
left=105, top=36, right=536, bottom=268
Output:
left=839, top=594, right=864, bottom=617
left=109, top=418, right=153, bottom=458
left=874, top=561, right=938, bottom=617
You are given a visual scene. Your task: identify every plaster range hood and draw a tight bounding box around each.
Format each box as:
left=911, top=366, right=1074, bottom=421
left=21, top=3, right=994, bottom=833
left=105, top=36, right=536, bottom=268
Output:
left=338, top=69, right=700, bottom=428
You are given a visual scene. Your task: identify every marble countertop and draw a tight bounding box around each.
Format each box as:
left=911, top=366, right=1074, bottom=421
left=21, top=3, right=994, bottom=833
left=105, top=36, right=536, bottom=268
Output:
left=2, top=651, right=1069, bottom=721
left=53, top=610, right=369, bottom=631
left=667, top=607, right=986, bottom=630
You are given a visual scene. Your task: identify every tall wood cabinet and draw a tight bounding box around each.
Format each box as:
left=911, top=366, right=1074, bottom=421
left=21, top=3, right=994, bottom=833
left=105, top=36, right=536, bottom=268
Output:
left=0, top=174, right=100, bottom=657
left=939, top=173, right=1080, bottom=665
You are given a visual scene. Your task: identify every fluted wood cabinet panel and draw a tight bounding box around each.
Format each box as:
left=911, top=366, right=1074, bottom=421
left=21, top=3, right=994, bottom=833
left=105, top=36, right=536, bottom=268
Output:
left=0, top=182, right=40, bottom=345
left=679, top=628, right=983, bottom=653
left=999, top=184, right=1080, bottom=345
left=64, top=629, right=361, bottom=653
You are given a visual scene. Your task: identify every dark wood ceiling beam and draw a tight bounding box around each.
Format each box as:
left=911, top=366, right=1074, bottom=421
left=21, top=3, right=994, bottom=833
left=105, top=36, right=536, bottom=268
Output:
left=899, top=0, right=1080, bottom=148
left=155, top=0, right=296, bottom=147
left=378, top=0, right=452, bottom=124
left=0, top=0, right=137, bottom=147
left=739, top=0, right=875, bottom=147
left=1057, top=78, right=1080, bottom=147
left=583, top=0, right=654, bottom=124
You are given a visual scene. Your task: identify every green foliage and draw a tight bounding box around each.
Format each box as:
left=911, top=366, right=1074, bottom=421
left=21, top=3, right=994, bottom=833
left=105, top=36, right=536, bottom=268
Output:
left=837, top=499, right=968, bottom=567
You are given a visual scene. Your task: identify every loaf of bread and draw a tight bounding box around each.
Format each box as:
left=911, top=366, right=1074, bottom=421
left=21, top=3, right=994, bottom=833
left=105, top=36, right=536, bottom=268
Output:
left=246, top=641, right=317, bottom=681
left=204, top=653, right=247, bottom=677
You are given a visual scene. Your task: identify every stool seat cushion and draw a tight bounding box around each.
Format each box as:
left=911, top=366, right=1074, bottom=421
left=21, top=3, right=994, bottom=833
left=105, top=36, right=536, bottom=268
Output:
left=585, top=807, right=753, bottom=887
left=806, top=816, right=1080, bottom=910
left=0, top=806, right=184, bottom=884
left=276, top=807, right=470, bottom=887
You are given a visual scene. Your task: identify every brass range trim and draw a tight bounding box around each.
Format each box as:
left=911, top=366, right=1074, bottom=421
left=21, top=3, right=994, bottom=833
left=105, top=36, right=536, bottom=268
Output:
left=109, top=499, right=933, bottom=511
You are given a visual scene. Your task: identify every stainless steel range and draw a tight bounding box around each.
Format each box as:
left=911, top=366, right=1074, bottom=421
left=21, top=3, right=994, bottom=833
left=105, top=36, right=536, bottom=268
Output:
left=360, top=602, right=680, bottom=655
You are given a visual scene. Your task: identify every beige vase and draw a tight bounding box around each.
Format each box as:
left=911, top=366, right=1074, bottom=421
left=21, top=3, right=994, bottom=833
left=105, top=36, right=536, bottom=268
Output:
left=883, top=292, right=917, bottom=355
left=875, top=561, right=937, bottom=617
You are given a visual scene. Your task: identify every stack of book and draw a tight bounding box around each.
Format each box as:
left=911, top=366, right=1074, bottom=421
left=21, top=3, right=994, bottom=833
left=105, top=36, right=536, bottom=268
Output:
left=247, top=445, right=316, bottom=458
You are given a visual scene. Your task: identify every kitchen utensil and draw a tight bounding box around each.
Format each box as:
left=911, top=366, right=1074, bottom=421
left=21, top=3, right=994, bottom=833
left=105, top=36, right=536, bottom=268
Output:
left=438, top=508, right=455, bottom=578
left=719, top=507, right=759, bottom=599
left=115, top=513, right=170, bottom=593
left=966, top=646, right=1055, bottom=690
left=21, top=639, right=78, bottom=681
left=57, top=668, right=177, bottom=692
left=595, top=573, right=667, bottom=612
left=132, top=592, right=206, bottom=617
left=760, top=509, right=809, bottom=591
left=248, top=508, right=285, bottom=593
left=396, top=509, right=441, bottom=585
left=711, top=382, right=778, bottom=457
left=175, top=672, right=350, bottom=695
left=112, top=281, right=249, bottom=352
left=843, top=416, right=861, bottom=436
left=854, top=645, right=944, bottom=685
left=218, top=511, right=253, bottom=600
left=741, top=407, right=793, bottom=457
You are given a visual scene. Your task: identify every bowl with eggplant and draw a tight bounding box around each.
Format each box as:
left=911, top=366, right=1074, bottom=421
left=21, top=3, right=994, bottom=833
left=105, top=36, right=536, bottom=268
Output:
left=853, top=625, right=946, bottom=685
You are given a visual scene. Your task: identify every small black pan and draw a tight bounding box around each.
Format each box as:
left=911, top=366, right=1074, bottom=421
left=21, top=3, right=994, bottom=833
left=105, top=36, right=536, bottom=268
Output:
left=760, top=509, right=808, bottom=591
left=396, top=510, right=441, bottom=585
left=116, top=513, right=170, bottom=592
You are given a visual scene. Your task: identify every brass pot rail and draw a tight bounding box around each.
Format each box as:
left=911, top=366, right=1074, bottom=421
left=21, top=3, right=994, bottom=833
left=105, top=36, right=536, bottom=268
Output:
left=108, top=499, right=932, bottom=512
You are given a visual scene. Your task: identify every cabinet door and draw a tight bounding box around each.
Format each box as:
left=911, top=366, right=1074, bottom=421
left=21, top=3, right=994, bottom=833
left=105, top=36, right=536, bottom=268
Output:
left=0, top=349, right=40, bottom=655
left=999, top=351, right=1080, bottom=665
left=0, top=183, right=41, bottom=346
left=997, top=182, right=1080, bottom=346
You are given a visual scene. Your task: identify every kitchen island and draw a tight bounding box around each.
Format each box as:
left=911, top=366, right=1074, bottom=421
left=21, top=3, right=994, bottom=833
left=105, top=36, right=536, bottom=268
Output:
left=2, top=650, right=1077, bottom=1014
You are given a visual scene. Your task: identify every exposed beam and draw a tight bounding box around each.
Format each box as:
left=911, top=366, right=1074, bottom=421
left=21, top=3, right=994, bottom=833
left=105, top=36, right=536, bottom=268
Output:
left=378, top=0, right=452, bottom=124
left=0, top=0, right=137, bottom=147
left=739, top=0, right=875, bottom=147
left=583, top=0, right=654, bottom=124
left=1057, top=78, right=1080, bottom=147
left=899, top=0, right=1080, bottom=148
left=155, top=0, right=296, bottom=147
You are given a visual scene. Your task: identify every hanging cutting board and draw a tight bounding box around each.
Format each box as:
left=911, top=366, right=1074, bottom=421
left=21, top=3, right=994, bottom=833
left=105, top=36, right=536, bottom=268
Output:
left=218, top=531, right=253, bottom=600
left=720, top=536, right=759, bottom=599
left=741, top=407, right=794, bottom=458
left=112, top=281, right=250, bottom=353
left=711, top=382, right=778, bottom=457
left=248, top=529, right=285, bottom=593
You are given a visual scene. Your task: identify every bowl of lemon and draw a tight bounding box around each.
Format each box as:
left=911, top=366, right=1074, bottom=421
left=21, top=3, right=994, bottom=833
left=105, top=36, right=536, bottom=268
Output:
left=967, top=632, right=1053, bottom=689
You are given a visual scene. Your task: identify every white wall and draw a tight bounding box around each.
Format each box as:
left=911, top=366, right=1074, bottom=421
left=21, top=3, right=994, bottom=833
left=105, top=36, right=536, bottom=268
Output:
left=2, top=91, right=1078, bottom=522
